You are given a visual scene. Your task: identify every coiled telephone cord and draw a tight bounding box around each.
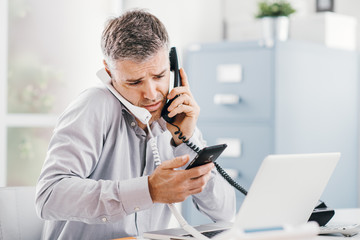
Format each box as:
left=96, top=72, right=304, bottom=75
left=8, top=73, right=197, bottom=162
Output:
left=148, top=137, right=161, bottom=167
left=173, top=129, right=200, bottom=153
left=169, top=122, right=248, bottom=196
left=213, top=162, right=248, bottom=195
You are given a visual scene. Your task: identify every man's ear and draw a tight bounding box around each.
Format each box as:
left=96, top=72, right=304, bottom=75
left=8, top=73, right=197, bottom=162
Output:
left=103, top=60, right=112, bottom=77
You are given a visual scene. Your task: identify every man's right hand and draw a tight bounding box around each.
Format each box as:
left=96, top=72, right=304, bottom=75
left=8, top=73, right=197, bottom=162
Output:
left=148, top=155, right=214, bottom=203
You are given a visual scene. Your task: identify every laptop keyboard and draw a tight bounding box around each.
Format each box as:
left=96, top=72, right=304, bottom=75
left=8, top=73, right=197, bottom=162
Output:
left=182, top=229, right=226, bottom=238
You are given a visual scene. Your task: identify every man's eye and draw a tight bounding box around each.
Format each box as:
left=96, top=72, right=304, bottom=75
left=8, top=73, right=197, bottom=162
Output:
left=129, top=81, right=141, bottom=86
left=155, top=75, right=165, bottom=79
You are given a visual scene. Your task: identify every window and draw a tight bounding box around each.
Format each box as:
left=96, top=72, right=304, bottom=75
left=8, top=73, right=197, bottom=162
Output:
left=1, top=0, right=119, bottom=186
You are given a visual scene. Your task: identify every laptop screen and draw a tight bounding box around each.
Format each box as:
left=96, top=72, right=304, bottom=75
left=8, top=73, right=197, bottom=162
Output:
left=234, top=152, right=340, bottom=229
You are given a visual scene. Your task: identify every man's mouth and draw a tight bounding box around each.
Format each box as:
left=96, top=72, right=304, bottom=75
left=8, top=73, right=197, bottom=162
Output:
left=143, top=101, right=162, bottom=112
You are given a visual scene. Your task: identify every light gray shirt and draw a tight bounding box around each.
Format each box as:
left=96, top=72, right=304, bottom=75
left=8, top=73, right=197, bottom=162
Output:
left=35, top=85, right=236, bottom=240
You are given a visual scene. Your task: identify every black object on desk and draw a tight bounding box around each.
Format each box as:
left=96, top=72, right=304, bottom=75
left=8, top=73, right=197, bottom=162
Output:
left=308, top=201, right=335, bottom=226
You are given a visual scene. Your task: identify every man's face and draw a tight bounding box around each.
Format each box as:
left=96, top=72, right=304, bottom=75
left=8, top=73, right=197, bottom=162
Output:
left=108, top=48, right=170, bottom=125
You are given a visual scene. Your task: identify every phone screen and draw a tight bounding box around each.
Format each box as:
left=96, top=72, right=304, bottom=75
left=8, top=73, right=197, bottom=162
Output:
left=185, top=144, right=227, bottom=170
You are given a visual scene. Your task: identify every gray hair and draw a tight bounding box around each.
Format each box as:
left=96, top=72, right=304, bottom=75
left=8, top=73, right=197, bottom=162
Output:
left=101, top=9, right=170, bottom=67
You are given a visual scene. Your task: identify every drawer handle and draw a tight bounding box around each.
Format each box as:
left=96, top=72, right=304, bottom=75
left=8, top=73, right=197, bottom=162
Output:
left=214, top=94, right=241, bottom=105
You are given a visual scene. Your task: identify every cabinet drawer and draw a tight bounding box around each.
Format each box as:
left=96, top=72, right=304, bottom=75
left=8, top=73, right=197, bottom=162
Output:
left=186, top=48, right=273, bottom=122
left=198, top=122, right=273, bottom=188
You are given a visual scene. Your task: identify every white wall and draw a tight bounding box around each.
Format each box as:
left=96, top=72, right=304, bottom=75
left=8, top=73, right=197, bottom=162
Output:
left=123, top=0, right=360, bottom=51
left=335, top=0, right=360, bottom=50
left=0, top=0, right=8, bottom=186
left=122, top=0, right=223, bottom=61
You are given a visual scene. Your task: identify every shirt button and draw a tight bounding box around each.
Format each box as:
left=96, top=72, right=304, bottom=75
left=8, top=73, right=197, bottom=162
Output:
left=134, top=207, right=140, bottom=211
left=131, top=122, right=136, bottom=127
left=102, top=217, right=107, bottom=222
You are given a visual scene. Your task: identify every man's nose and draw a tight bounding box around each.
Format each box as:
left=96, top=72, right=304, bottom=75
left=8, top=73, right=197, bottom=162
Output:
left=143, top=81, right=158, bottom=100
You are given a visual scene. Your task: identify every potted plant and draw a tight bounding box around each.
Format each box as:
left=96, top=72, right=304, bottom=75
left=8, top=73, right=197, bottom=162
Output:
left=255, top=0, right=296, bottom=46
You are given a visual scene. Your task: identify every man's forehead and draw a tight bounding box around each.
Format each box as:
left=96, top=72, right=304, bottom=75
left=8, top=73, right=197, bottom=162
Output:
left=112, top=52, right=169, bottom=81
left=116, top=47, right=169, bottom=64
left=117, top=48, right=168, bottom=65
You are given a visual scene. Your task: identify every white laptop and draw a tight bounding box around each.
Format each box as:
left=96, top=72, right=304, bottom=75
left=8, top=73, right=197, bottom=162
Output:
left=143, top=152, right=340, bottom=240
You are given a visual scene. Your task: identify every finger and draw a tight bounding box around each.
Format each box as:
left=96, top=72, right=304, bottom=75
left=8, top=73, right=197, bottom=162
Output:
left=190, top=168, right=213, bottom=180
left=188, top=171, right=213, bottom=195
left=197, top=169, right=212, bottom=181
left=189, top=173, right=209, bottom=188
left=160, top=155, right=189, bottom=169
left=188, top=186, right=206, bottom=195
left=167, top=69, right=192, bottom=100
left=168, top=104, right=192, bottom=118
left=179, top=68, right=189, bottom=87
left=167, top=86, right=190, bottom=100
left=185, top=162, right=214, bottom=179
left=167, top=94, right=191, bottom=111
left=168, top=101, right=199, bottom=118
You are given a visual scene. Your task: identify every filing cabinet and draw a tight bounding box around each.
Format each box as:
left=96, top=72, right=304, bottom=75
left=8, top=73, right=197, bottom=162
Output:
left=182, top=41, right=359, bottom=225
left=187, top=46, right=273, bottom=122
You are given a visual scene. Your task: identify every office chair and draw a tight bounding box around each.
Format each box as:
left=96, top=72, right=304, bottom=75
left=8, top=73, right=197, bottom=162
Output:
left=0, top=186, right=44, bottom=240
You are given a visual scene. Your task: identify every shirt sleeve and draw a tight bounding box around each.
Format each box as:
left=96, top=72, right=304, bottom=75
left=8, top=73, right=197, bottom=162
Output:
left=191, top=170, right=237, bottom=222
left=35, top=87, right=153, bottom=224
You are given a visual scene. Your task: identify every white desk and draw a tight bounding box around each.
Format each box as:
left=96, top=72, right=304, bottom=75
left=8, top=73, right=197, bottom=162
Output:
left=138, top=209, right=360, bottom=240
left=317, top=208, right=360, bottom=239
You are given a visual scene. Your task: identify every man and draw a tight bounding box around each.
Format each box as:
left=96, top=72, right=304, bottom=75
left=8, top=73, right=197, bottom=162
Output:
left=35, top=9, right=235, bottom=239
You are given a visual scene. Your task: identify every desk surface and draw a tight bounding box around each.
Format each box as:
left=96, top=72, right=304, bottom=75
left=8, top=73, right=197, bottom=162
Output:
left=317, top=208, right=360, bottom=239
left=137, top=208, right=360, bottom=240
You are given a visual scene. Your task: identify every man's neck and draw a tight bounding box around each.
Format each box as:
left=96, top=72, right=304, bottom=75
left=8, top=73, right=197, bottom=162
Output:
left=136, top=119, right=147, bottom=131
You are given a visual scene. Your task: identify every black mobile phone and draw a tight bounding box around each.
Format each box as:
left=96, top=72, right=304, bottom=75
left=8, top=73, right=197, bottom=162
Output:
left=185, top=144, right=227, bottom=170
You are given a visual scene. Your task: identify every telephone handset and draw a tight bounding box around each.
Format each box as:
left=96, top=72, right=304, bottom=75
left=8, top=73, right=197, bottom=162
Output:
left=161, top=47, right=182, bottom=124
left=96, top=68, right=152, bottom=125
left=97, top=47, right=181, bottom=124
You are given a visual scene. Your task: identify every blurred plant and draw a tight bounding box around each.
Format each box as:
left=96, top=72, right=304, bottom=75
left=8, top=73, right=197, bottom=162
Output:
left=9, top=0, right=31, bottom=19
left=18, top=138, right=34, bottom=160
left=255, top=0, right=296, bottom=18
left=8, top=55, right=64, bottom=113
left=7, top=127, right=52, bottom=186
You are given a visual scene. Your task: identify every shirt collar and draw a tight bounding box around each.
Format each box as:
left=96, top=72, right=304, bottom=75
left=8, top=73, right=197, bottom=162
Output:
left=121, top=108, right=168, bottom=138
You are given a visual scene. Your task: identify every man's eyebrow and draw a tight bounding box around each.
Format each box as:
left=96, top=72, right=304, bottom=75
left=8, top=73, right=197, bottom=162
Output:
left=125, top=69, right=167, bottom=82
left=154, top=69, right=167, bottom=76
